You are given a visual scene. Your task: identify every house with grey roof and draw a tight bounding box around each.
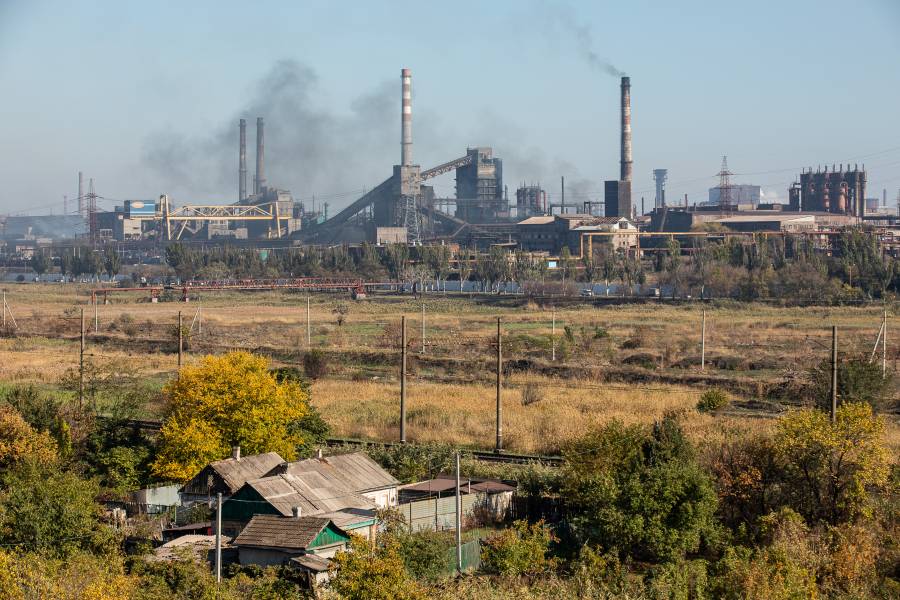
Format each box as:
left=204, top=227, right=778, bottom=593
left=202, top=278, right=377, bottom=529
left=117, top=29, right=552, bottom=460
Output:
left=220, top=472, right=377, bottom=539
left=233, top=514, right=350, bottom=582
left=179, top=447, right=284, bottom=506
left=264, top=451, right=400, bottom=508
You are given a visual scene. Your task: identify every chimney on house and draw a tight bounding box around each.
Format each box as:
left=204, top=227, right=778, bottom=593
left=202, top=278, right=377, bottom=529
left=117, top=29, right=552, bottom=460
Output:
left=232, top=446, right=241, bottom=461
left=292, top=506, right=302, bottom=519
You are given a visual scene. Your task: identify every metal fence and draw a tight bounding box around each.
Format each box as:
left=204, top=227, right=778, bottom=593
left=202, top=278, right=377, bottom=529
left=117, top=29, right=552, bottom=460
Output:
left=400, top=494, right=477, bottom=532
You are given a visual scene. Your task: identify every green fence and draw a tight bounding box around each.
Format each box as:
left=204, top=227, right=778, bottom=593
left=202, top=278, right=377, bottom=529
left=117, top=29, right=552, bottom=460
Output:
left=442, top=538, right=482, bottom=575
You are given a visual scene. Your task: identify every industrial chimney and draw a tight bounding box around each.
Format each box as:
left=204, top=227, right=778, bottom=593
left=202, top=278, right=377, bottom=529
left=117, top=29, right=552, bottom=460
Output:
left=255, top=117, right=266, bottom=196
left=620, top=76, right=632, bottom=182
left=239, top=119, right=247, bottom=202
left=401, top=68, right=412, bottom=166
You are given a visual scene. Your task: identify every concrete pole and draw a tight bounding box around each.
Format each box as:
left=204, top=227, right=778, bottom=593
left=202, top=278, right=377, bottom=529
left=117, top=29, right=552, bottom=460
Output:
left=701, top=310, right=706, bottom=371
left=215, top=492, right=222, bottom=584
left=455, top=451, right=462, bottom=574
left=178, top=311, right=183, bottom=370
left=551, top=306, right=556, bottom=362
left=94, top=300, right=99, bottom=333
left=2, top=292, right=5, bottom=329
left=400, top=316, right=407, bottom=443
left=831, top=325, right=838, bottom=422
left=307, top=296, right=311, bottom=347
left=883, top=309, right=887, bottom=378
left=496, top=317, right=503, bottom=453
left=421, top=301, right=426, bottom=354
left=79, top=308, right=85, bottom=410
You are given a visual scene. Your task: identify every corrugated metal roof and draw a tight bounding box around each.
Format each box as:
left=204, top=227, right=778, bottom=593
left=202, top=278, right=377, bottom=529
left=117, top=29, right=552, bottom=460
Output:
left=208, top=452, right=284, bottom=493
left=266, top=452, right=399, bottom=493
left=245, top=473, right=376, bottom=517
left=234, top=515, right=338, bottom=550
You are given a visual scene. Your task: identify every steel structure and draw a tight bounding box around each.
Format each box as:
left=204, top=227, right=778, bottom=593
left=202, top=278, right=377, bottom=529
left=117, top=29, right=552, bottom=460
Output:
left=159, top=194, right=285, bottom=240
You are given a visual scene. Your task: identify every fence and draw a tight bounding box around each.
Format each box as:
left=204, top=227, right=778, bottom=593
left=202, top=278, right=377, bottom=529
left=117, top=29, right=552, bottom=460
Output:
left=401, top=493, right=478, bottom=532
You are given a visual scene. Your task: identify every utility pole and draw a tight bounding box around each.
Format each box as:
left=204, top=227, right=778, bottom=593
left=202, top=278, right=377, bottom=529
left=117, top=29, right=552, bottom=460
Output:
left=79, top=308, right=85, bottom=410
left=94, top=299, right=99, bottom=333
left=455, top=450, right=462, bottom=574
left=551, top=305, right=556, bottom=362
left=177, top=311, right=183, bottom=370
left=421, top=301, right=426, bottom=354
left=831, top=325, right=838, bottom=423
left=400, top=315, right=407, bottom=443
left=883, top=309, right=888, bottom=378
left=215, top=492, right=222, bottom=584
left=307, top=296, right=311, bottom=347
left=701, top=310, right=706, bottom=371
left=495, top=317, right=502, bottom=453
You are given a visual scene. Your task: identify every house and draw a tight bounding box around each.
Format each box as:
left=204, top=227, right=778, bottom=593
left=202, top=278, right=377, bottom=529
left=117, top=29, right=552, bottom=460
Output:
left=221, top=472, right=377, bottom=539
left=264, top=451, right=400, bottom=508
left=517, top=214, right=637, bottom=254
left=232, top=514, right=350, bottom=582
left=179, top=447, right=284, bottom=506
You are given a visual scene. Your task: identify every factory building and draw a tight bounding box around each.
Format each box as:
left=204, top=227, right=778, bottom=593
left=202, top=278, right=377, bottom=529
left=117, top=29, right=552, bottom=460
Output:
left=787, top=166, right=867, bottom=216
left=517, top=214, right=636, bottom=254
left=516, top=185, right=546, bottom=218
left=454, top=147, right=505, bottom=223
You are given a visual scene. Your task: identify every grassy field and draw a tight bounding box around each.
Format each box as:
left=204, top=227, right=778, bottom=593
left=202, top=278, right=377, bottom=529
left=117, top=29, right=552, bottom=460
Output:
left=1, top=283, right=898, bottom=453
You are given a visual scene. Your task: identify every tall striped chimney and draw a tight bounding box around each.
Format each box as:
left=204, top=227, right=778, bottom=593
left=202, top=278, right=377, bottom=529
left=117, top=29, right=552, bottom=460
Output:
left=401, top=68, right=412, bottom=166
left=239, top=119, right=247, bottom=201
left=620, top=76, right=632, bottom=182
left=255, top=117, right=266, bottom=196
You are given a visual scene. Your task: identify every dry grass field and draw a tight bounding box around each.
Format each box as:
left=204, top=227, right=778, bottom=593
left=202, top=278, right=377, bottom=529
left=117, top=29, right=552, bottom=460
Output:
left=1, top=283, right=898, bottom=454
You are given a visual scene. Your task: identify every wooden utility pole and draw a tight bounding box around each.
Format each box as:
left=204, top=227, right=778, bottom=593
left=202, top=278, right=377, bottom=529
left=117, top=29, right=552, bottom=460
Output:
left=177, top=311, right=183, bottom=370
left=701, top=310, right=706, bottom=371
left=79, top=308, right=85, bottom=410
left=831, top=325, right=838, bottom=422
left=400, top=315, right=407, bottom=443
left=455, top=450, right=462, bottom=574
left=306, top=296, right=311, bottom=347
left=215, top=492, right=222, bottom=584
left=495, top=317, right=503, bottom=453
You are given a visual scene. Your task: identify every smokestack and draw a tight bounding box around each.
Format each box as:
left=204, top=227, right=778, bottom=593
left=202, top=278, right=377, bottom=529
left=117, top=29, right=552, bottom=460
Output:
left=401, top=68, right=412, bottom=166
left=239, top=119, right=247, bottom=201
left=77, top=172, right=84, bottom=219
left=255, top=117, right=266, bottom=196
left=620, top=76, right=632, bottom=182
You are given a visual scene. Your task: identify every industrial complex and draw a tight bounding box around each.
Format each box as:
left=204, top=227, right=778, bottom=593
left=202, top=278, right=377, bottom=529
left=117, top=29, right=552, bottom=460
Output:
left=2, top=68, right=898, bottom=261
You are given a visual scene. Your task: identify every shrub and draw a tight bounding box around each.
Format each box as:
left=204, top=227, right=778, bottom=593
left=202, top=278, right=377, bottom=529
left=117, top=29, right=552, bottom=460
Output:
left=481, top=519, right=558, bottom=577
left=394, top=530, right=453, bottom=581
left=697, top=388, right=729, bottom=413
left=303, top=349, right=329, bottom=379
left=329, top=536, right=426, bottom=600
left=521, top=382, right=545, bottom=406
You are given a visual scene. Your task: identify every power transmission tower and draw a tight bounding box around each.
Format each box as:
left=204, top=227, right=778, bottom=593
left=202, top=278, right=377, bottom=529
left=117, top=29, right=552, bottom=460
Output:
left=401, top=195, right=420, bottom=244
left=86, top=178, right=99, bottom=245
left=716, top=156, right=735, bottom=210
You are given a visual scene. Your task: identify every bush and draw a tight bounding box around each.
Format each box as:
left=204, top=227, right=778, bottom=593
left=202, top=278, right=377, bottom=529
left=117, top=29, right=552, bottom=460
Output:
left=521, top=383, right=545, bottom=406
left=697, top=388, right=729, bottom=413
left=394, top=530, right=453, bottom=581
left=481, top=519, right=558, bottom=577
left=303, top=349, right=329, bottom=379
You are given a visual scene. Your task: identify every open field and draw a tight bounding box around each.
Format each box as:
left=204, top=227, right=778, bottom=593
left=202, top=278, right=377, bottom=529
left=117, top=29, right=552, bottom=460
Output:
left=1, top=283, right=898, bottom=453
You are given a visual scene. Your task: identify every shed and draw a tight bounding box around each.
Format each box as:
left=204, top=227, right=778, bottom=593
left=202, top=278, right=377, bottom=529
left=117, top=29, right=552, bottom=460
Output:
left=180, top=449, right=284, bottom=505
left=233, top=515, right=350, bottom=567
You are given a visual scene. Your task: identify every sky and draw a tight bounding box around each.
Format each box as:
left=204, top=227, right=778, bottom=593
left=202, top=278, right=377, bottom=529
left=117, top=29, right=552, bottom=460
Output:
left=1, top=0, right=899, bottom=216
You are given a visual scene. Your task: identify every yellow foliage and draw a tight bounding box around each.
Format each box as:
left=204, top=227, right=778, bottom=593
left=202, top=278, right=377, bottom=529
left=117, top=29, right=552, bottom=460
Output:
left=151, top=351, right=310, bottom=481
left=774, top=403, right=891, bottom=523
left=0, top=549, right=133, bottom=600
left=0, top=406, right=57, bottom=471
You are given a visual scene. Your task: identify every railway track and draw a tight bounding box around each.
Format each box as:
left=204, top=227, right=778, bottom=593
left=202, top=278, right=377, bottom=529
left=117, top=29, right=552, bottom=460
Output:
left=113, top=419, right=563, bottom=466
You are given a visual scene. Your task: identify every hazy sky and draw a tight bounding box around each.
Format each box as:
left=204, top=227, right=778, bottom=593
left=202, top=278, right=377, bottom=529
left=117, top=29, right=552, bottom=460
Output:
left=1, top=0, right=899, bottom=215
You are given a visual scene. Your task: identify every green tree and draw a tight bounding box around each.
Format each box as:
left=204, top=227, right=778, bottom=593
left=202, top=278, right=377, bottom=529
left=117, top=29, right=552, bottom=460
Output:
left=329, top=535, right=427, bottom=600
left=562, top=413, right=718, bottom=562
left=151, top=352, right=315, bottom=481
left=103, top=246, right=121, bottom=279
left=29, top=250, right=51, bottom=277
left=481, top=519, right=558, bottom=577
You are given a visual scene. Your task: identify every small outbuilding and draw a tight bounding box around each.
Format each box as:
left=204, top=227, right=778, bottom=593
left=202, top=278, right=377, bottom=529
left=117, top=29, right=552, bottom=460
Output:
left=233, top=515, right=350, bottom=569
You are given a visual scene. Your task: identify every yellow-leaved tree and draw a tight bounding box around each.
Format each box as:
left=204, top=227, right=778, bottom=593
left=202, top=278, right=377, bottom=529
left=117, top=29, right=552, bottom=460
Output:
left=151, top=351, right=311, bottom=481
